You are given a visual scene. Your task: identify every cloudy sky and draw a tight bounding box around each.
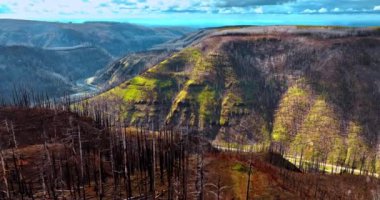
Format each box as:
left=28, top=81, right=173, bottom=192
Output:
left=1, top=0, right=380, bottom=26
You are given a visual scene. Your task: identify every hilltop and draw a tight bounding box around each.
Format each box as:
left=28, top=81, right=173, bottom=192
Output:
left=89, top=26, right=380, bottom=175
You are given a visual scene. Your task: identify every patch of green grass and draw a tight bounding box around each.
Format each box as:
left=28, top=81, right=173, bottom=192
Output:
left=287, top=86, right=307, bottom=97
left=185, top=79, right=198, bottom=87
left=232, top=163, right=249, bottom=173
left=130, top=76, right=156, bottom=87
left=191, top=54, right=213, bottom=82
left=220, top=92, right=243, bottom=125
left=289, top=96, right=343, bottom=161
left=213, top=141, right=270, bottom=152
left=109, top=75, right=175, bottom=102
left=149, top=48, right=202, bottom=74
left=197, top=86, right=217, bottom=127
left=122, top=87, right=146, bottom=101
left=272, top=84, right=311, bottom=143
left=166, top=89, right=189, bottom=122
left=132, top=47, right=203, bottom=96
left=174, top=90, right=188, bottom=104
left=222, top=92, right=242, bottom=107
left=272, top=126, right=287, bottom=142
left=130, top=76, right=173, bottom=90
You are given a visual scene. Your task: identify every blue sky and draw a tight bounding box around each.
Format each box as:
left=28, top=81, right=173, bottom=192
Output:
left=0, top=0, right=380, bottom=27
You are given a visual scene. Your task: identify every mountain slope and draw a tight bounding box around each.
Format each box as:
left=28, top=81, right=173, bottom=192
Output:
left=0, top=45, right=110, bottom=99
left=0, top=107, right=377, bottom=199
left=92, top=28, right=220, bottom=89
left=90, top=27, right=380, bottom=170
left=0, top=19, right=192, bottom=100
left=92, top=50, right=174, bottom=89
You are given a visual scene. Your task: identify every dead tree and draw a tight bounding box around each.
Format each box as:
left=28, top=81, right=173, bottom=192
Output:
left=246, top=162, right=252, bottom=200
left=0, top=150, right=9, bottom=199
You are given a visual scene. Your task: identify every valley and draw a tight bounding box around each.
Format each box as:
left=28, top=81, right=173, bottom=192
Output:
left=0, top=19, right=192, bottom=102
left=0, top=25, right=380, bottom=199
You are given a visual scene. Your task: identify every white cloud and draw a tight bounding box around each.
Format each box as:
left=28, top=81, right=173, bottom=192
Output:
left=0, top=0, right=379, bottom=22
left=218, top=7, right=243, bottom=14
left=217, top=8, right=232, bottom=14
left=254, top=6, right=264, bottom=14
left=318, top=8, right=327, bottom=13
left=302, top=9, right=316, bottom=14
left=218, top=6, right=263, bottom=14
left=0, top=0, right=149, bottom=19
left=346, top=8, right=357, bottom=12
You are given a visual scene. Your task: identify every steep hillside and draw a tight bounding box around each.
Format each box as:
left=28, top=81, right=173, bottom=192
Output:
left=92, top=28, right=219, bottom=89
left=0, top=19, right=192, bottom=100
left=1, top=107, right=378, bottom=199
left=92, top=50, right=173, bottom=89
left=90, top=27, right=380, bottom=171
left=0, top=107, right=103, bottom=148
left=0, top=45, right=110, bottom=99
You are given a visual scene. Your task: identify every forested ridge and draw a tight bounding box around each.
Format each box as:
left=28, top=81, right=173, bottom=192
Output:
left=90, top=27, right=380, bottom=174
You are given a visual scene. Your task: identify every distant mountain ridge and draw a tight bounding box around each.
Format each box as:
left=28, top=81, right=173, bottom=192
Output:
left=0, top=19, right=193, bottom=100
left=0, top=19, right=192, bottom=57
left=0, top=44, right=110, bottom=98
